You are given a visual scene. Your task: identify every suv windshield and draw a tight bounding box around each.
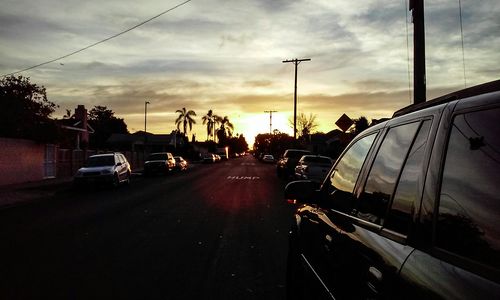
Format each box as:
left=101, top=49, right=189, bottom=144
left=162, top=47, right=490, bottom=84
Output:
left=87, top=156, right=115, bottom=167
left=148, top=154, right=168, bottom=161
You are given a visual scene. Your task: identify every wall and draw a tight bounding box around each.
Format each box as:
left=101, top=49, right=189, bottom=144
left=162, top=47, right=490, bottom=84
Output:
left=0, top=137, right=147, bottom=186
left=0, top=138, right=45, bottom=186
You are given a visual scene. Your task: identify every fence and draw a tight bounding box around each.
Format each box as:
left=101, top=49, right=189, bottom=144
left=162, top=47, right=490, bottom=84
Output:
left=0, top=137, right=146, bottom=186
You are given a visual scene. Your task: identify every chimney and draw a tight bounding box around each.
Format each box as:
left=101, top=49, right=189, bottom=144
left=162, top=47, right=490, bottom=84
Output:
left=75, top=105, right=89, bottom=145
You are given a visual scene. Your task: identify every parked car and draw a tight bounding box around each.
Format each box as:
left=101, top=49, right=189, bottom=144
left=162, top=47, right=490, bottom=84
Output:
left=202, top=153, right=216, bottom=163
left=285, top=80, right=500, bottom=299
left=74, top=152, right=131, bottom=187
left=293, top=155, right=333, bottom=182
left=262, top=154, right=275, bottom=163
left=276, top=149, right=311, bottom=178
left=174, top=156, right=188, bottom=171
left=143, top=152, right=175, bottom=176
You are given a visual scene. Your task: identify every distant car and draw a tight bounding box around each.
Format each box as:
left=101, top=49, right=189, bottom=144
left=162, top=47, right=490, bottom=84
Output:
left=143, top=152, right=176, bottom=176
left=174, top=156, right=188, bottom=171
left=262, top=154, right=275, bottom=163
left=202, top=153, right=216, bottom=163
left=294, top=155, right=333, bottom=182
left=74, top=152, right=131, bottom=187
left=276, top=149, right=311, bottom=178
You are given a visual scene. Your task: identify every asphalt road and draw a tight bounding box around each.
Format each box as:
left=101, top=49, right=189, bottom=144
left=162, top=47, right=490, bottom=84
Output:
left=0, top=155, right=295, bottom=300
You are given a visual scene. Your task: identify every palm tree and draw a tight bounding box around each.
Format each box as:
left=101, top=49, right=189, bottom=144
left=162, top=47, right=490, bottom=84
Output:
left=201, top=110, right=222, bottom=141
left=219, top=116, right=234, bottom=137
left=353, top=116, right=369, bottom=136
left=216, top=116, right=234, bottom=145
left=175, top=107, right=197, bottom=136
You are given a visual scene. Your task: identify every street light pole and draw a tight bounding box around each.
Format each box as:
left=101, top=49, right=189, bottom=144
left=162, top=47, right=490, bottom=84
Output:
left=282, top=58, right=311, bottom=139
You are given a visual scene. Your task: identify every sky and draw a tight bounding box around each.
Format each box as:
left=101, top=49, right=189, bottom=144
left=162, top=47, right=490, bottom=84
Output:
left=1, top=0, right=499, bottom=145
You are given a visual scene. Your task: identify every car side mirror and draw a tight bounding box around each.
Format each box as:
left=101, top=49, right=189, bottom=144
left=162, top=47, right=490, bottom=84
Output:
left=284, top=180, right=321, bottom=205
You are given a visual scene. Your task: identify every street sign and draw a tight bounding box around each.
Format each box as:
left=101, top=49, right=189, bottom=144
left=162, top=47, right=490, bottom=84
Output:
left=335, top=113, right=354, bottom=132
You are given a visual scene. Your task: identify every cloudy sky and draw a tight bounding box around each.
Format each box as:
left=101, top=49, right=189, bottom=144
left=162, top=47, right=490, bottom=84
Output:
left=1, top=0, right=499, bottom=143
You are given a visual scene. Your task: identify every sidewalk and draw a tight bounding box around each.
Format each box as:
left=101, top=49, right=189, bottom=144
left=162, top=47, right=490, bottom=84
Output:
left=0, top=176, right=74, bottom=209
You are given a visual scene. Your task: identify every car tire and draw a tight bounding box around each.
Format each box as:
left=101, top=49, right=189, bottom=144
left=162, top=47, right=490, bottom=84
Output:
left=125, top=172, right=131, bottom=185
left=112, top=173, right=120, bottom=187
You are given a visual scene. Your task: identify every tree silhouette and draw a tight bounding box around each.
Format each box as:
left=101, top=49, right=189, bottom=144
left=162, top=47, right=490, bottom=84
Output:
left=288, top=113, right=318, bottom=138
left=0, top=75, right=58, bottom=141
left=88, top=105, right=128, bottom=148
left=216, top=116, right=234, bottom=145
left=353, top=116, right=370, bottom=136
left=175, top=107, right=197, bottom=136
left=201, top=109, right=221, bottom=141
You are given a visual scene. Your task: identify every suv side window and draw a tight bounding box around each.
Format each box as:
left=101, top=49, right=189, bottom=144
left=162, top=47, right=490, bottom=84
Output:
left=357, top=122, right=420, bottom=225
left=385, top=120, right=432, bottom=235
left=328, top=133, right=377, bottom=214
left=437, top=107, right=500, bottom=270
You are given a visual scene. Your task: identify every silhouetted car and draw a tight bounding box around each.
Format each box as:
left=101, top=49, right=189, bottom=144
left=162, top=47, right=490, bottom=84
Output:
left=293, top=155, right=333, bottom=182
left=202, top=153, right=216, bottom=163
left=285, top=80, right=500, bottom=299
left=143, top=152, right=175, bottom=176
left=262, top=154, right=275, bottom=163
left=277, top=149, right=311, bottom=178
left=74, top=152, right=131, bottom=187
left=174, top=156, right=188, bottom=171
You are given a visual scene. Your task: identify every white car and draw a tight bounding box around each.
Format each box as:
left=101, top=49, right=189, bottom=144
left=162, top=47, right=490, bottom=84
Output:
left=294, top=155, right=333, bottom=183
left=262, top=154, right=275, bottom=163
left=74, top=153, right=131, bottom=187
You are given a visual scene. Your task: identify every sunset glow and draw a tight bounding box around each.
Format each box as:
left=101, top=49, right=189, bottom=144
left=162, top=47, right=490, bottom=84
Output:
left=1, top=0, right=499, bottom=145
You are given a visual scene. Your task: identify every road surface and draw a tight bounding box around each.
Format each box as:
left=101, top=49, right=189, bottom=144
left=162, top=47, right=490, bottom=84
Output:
left=0, top=155, right=294, bottom=299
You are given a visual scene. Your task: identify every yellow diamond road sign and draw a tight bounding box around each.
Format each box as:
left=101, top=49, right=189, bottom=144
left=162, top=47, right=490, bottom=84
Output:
left=335, top=114, right=354, bottom=132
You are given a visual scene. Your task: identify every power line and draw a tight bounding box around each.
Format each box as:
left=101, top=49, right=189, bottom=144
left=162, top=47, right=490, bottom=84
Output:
left=1, top=0, right=192, bottom=77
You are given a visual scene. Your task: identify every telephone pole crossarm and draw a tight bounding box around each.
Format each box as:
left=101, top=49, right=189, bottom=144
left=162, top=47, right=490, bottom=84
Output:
left=264, top=110, right=278, bottom=135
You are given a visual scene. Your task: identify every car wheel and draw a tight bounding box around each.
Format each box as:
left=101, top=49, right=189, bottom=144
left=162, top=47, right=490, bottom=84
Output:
left=112, top=173, right=120, bottom=187
left=125, top=172, right=131, bottom=185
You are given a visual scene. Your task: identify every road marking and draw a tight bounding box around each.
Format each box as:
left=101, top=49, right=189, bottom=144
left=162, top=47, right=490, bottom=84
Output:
left=241, top=163, right=255, bottom=166
left=226, top=176, right=260, bottom=180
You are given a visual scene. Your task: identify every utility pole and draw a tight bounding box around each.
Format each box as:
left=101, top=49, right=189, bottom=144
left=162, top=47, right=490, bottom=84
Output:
left=410, top=0, right=426, bottom=104
left=264, top=110, right=278, bottom=135
left=144, top=101, right=150, bottom=153
left=283, top=58, right=311, bottom=139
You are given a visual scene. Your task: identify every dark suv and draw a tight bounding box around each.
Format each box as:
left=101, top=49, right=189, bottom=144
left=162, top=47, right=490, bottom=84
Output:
left=285, top=80, right=500, bottom=299
left=143, top=152, right=176, bottom=176
left=277, top=149, right=311, bottom=178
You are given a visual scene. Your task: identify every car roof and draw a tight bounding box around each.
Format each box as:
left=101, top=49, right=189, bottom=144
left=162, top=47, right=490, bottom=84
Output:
left=393, top=79, right=500, bottom=117
left=89, top=153, right=115, bottom=158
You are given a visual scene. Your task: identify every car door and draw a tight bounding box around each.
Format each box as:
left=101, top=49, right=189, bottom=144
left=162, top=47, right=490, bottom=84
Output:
left=317, top=119, right=433, bottom=299
left=399, top=102, right=500, bottom=299
left=297, top=132, right=378, bottom=299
